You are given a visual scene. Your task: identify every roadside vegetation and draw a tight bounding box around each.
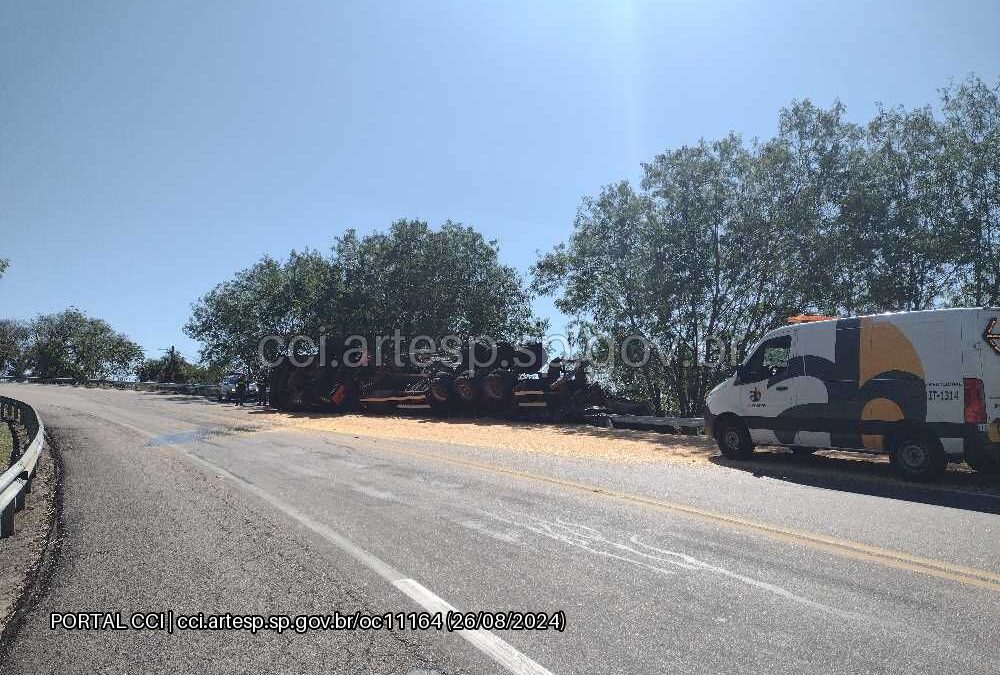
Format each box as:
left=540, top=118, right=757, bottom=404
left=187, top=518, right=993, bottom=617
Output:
left=184, top=220, right=542, bottom=385
left=0, top=424, right=11, bottom=467
left=0, top=310, right=143, bottom=382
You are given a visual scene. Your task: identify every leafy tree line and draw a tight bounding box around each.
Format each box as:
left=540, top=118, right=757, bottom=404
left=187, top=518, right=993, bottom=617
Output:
left=534, top=75, right=1000, bottom=415
left=1, top=261, right=145, bottom=381
left=0, top=308, right=219, bottom=383
left=0, top=309, right=144, bottom=381
left=135, top=349, right=223, bottom=384
left=184, top=220, right=542, bottom=381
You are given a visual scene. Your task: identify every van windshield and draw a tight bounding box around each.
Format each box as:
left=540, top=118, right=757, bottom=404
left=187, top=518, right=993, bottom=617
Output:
left=740, top=335, right=791, bottom=382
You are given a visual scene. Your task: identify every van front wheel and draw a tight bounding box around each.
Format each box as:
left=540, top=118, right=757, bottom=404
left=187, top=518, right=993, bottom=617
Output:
left=889, top=433, right=946, bottom=482
left=717, top=418, right=754, bottom=460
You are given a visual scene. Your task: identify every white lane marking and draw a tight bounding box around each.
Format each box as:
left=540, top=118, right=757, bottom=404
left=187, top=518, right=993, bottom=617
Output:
left=349, top=483, right=396, bottom=501
left=484, top=510, right=866, bottom=622
left=459, top=519, right=522, bottom=544
left=180, top=450, right=555, bottom=675
left=628, top=537, right=866, bottom=622
left=395, top=579, right=554, bottom=675
left=482, top=510, right=683, bottom=576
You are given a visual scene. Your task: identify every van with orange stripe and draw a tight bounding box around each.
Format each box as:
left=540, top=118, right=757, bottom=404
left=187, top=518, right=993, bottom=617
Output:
left=704, top=308, right=1000, bottom=481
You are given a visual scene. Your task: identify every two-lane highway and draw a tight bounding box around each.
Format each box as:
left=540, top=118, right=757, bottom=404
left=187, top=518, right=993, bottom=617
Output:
left=1, top=384, right=998, bottom=674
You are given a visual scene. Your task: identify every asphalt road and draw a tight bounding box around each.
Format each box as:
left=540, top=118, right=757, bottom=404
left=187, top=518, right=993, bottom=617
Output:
left=1, top=384, right=998, bottom=674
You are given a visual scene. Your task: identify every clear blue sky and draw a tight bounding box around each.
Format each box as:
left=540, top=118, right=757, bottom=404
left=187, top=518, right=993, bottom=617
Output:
left=2, top=1, right=998, bottom=362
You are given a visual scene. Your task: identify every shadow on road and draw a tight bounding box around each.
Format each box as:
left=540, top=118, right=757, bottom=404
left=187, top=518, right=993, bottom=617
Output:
left=712, top=450, right=1000, bottom=515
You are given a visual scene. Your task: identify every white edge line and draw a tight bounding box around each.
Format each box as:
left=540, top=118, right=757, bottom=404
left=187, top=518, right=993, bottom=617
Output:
left=180, top=448, right=555, bottom=675
left=394, top=578, right=555, bottom=675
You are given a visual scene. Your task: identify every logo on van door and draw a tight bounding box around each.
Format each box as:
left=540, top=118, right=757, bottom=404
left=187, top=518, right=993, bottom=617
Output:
left=984, top=318, right=1000, bottom=355
left=762, top=317, right=927, bottom=450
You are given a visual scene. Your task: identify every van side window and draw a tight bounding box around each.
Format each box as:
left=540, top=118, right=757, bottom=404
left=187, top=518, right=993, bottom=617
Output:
left=739, top=335, right=791, bottom=383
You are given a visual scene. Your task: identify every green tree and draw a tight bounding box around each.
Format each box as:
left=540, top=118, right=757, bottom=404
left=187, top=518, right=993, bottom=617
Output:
left=334, top=220, right=540, bottom=338
left=136, top=348, right=217, bottom=383
left=940, top=75, right=1000, bottom=306
left=185, top=249, right=339, bottom=381
left=533, top=182, right=668, bottom=412
left=186, top=221, right=540, bottom=377
left=0, top=319, right=29, bottom=378
left=836, top=104, right=965, bottom=311
left=25, top=309, right=144, bottom=381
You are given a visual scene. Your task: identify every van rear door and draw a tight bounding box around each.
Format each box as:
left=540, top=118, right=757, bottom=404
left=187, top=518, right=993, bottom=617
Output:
left=979, top=310, right=1000, bottom=435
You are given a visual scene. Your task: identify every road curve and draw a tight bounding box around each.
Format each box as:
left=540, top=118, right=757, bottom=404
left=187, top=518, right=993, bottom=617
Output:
left=1, top=384, right=998, bottom=674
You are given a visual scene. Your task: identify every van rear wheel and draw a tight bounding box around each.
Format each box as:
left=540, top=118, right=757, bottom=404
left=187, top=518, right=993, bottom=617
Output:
left=717, top=418, right=754, bottom=460
left=889, top=433, right=946, bottom=482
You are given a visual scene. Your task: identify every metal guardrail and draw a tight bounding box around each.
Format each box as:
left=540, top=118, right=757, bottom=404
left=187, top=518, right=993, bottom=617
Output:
left=1, top=377, right=219, bottom=398
left=1, top=395, right=45, bottom=538
left=587, top=412, right=705, bottom=434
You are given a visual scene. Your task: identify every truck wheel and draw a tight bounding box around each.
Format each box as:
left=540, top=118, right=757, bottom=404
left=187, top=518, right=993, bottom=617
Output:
left=482, top=369, right=513, bottom=403
left=454, top=374, right=479, bottom=404
left=716, top=418, right=754, bottom=460
left=889, top=433, right=946, bottom=482
left=428, top=374, right=453, bottom=405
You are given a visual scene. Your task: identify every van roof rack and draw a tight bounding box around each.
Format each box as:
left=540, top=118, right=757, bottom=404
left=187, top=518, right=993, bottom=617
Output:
left=786, top=314, right=837, bottom=324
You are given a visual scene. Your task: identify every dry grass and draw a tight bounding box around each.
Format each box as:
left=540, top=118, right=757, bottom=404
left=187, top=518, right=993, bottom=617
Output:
left=0, top=424, right=12, bottom=467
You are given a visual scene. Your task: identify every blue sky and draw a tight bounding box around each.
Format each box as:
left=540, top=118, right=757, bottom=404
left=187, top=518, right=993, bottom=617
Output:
left=2, top=1, right=998, bottom=362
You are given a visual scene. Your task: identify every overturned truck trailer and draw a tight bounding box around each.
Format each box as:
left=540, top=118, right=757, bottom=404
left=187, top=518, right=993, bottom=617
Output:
left=268, top=336, right=651, bottom=422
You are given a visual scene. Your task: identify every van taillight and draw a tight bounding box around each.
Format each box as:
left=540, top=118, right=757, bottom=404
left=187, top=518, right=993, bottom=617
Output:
left=964, top=378, right=987, bottom=424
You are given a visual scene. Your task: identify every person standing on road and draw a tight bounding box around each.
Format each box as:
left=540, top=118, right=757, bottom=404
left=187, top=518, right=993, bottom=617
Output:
left=256, top=373, right=268, bottom=406
left=234, top=376, right=247, bottom=407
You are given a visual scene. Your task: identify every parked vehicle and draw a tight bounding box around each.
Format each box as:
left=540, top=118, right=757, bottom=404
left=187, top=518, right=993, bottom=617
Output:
left=704, top=308, right=1000, bottom=481
left=218, top=374, right=257, bottom=402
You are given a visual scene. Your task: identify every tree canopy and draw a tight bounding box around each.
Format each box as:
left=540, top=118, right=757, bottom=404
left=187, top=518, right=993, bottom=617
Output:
left=136, top=348, right=221, bottom=383
left=535, top=75, right=1000, bottom=415
left=185, top=220, right=541, bottom=376
left=4, top=309, right=145, bottom=381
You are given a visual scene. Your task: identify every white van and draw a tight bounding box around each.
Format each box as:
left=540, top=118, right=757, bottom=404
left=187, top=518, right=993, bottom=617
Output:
left=704, top=308, right=1000, bottom=481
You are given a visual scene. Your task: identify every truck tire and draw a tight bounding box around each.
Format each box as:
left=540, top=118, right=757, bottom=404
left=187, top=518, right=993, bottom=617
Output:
left=889, top=433, right=947, bottom=482
left=716, top=417, right=754, bottom=460
left=454, top=373, right=479, bottom=404
left=428, top=374, right=453, bottom=406
left=482, top=369, right=513, bottom=403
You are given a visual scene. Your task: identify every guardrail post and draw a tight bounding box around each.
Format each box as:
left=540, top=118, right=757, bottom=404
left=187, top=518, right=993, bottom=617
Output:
left=1, top=502, right=13, bottom=537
